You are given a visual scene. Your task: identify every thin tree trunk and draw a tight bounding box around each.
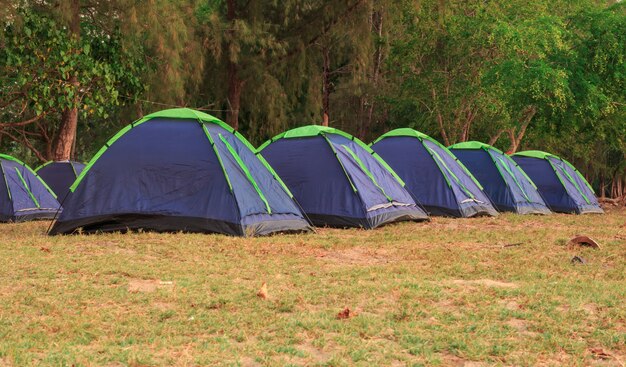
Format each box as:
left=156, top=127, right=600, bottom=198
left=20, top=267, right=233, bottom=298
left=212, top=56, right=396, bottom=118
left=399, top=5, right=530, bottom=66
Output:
left=226, top=62, right=243, bottom=130
left=52, top=0, right=80, bottom=161
left=322, top=46, right=331, bottom=126
left=507, top=105, right=536, bottom=153
left=362, top=10, right=384, bottom=139
left=489, top=129, right=505, bottom=146
left=225, top=0, right=242, bottom=130
left=432, top=87, right=450, bottom=146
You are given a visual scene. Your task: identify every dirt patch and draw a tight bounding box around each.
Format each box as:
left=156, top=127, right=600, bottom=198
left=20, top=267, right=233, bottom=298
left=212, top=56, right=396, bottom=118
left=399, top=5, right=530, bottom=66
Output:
left=448, top=279, right=519, bottom=288
left=239, top=357, right=262, bottom=367
left=317, top=247, right=395, bottom=265
left=298, top=342, right=331, bottom=362
left=506, top=318, right=539, bottom=337
left=439, top=353, right=487, bottom=366
left=152, top=301, right=175, bottom=310
left=128, top=279, right=175, bottom=293
left=500, top=300, right=522, bottom=311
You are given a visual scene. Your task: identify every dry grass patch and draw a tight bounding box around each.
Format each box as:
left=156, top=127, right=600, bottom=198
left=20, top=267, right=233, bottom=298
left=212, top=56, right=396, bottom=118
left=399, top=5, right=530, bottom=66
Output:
left=0, top=209, right=623, bottom=366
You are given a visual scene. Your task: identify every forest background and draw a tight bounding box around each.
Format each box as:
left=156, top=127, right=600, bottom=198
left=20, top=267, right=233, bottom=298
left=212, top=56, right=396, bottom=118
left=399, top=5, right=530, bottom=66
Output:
left=0, top=0, right=624, bottom=197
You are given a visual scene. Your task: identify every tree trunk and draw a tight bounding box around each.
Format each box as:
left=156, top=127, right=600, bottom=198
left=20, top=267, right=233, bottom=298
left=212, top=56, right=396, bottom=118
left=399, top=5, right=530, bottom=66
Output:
left=52, top=0, right=80, bottom=161
left=53, top=106, right=78, bottom=160
left=361, top=10, right=384, bottom=140
left=507, top=105, right=536, bottom=154
left=321, top=46, right=331, bottom=127
left=226, top=62, right=243, bottom=130
left=431, top=88, right=450, bottom=146
left=488, top=129, right=505, bottom=146
left=225, top=0, right=242, bottom=130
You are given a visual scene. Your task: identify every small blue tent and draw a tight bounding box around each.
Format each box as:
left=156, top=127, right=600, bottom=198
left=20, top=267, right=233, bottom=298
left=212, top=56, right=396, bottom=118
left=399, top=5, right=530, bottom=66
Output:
left=258, top=126, right=429, bottom=228
left=371, top=129, right=498, bottom=217
left=512, top=151, right=603, bottom=214
left=449, top=142, right=551, bottom=215
left=49, top=108, right=312, bottom=236
left=35, top=161, right=85, bottom=199
left=0, top=154, right=59, bottom=222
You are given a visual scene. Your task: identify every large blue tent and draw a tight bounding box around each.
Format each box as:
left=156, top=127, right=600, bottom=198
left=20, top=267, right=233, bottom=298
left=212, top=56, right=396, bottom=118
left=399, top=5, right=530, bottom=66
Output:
left=449, top=142, right=551, bottom=215
left=258, top=126, right=428, bottom=228
left=49, top=108, right=312, bottom=236
left=512, top=151, right=603, bottom=214
left=0, top=154, right=59, bottom=222
left=371, top=129, right=498, bottom=217
left=35, top=161, right=85, bottom=199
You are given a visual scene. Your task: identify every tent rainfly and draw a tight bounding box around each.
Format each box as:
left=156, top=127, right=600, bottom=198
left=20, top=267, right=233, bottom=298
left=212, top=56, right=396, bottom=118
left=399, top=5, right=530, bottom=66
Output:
left=258, top=125, right=429, bottom=228
left=512, top=151, right=603, bottom=214
left=35, top=161, right=85, bottom=199
left=0, top=154, right=60, bottom=222
left=49, top=108, right=312, bottom=236
left=449, top=142, right=551, bottom=215
left=371, top=129, right=498, bottom=217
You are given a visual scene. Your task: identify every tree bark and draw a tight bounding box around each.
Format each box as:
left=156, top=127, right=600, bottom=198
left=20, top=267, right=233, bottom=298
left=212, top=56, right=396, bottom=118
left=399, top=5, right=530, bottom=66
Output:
left=52, top=0, right=80, bottom=161
left=226, top=62, right=243, bottom=130
left=488, top=129, right=505, bottom=146
left=321, top=46, right=331, bottom=126
left=431, top=88, right=450, bottom=146
left=53, top=105, right=78, bottom=160
left=362, top=10, right=384, bottom=139
left=507, top=105, right=536, bottom=153
left=225, top=0, right=242, bottom=130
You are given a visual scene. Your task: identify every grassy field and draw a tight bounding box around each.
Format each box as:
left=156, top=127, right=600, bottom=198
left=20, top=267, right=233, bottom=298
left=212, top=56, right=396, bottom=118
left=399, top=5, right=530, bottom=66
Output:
left=0, top=209, right=624, bottom=366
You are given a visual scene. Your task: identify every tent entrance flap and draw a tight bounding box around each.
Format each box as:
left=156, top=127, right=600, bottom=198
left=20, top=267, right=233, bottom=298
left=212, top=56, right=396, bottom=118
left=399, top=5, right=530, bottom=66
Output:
left=321, top=134, right=358, bottom=193
left=14, top=167, right=40, bottom=208
left=550, top=161, right=591, bottom=205
left=339, top=144, right=393, bottom=202
left=493, top=155, right=532, bottom=203
left=219, top=134, right=272, bottom=214
left=425, top=144, right=475, bottom=199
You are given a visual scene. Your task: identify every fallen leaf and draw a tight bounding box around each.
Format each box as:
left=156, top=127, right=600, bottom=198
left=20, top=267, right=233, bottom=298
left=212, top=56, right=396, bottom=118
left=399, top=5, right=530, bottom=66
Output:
left=590, top=348, right=612, bottom=360
left=39, top=247, right=51, bottom=253
left=337, top=307, right=354, bottom=319
left=568, top=235, right=601, bottom=249
left=257, top=282, right=268, bottom=299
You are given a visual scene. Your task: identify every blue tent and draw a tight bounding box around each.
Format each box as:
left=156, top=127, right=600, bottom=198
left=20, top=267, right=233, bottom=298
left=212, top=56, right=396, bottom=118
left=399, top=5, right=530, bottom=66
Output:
left=0, top=154, right=60, bottom=222
left=371, top=129, right=498, bottom=217
left=512, top=151, right=603, bottom=214
left=35, top=161, right=85, bottom=199
left=49, top=108, right=312, bottom=236
left=448, top=142, right=551, bottom=215
left=258, top=126, right=428, bottom=228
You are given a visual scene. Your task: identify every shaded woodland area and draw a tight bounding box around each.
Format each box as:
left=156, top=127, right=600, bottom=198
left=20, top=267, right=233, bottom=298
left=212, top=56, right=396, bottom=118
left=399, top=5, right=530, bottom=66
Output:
left=0, top=0, right=624, bottom=197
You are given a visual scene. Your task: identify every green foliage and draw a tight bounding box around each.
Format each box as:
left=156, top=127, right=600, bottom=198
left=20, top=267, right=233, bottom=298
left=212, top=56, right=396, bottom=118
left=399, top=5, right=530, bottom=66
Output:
left=1, top=9, right=143, bottom=118
left=0, top=0, right=623, bottom=194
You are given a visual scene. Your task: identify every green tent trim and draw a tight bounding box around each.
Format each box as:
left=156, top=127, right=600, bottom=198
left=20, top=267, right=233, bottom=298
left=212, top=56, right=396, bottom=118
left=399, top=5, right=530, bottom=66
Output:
left=449, top=141, right=538, bottom=190
left=219, top=133, right=272, bottom=214
left=340, top=144, right=392, bottom=202
left=493, top=155, right=532, bottom=203
left=69, top=108, right=293, bottom=197
left=258, top=125, right=406, bottom=187
left=513, top=150, right=595, bottom=194
left=202, top=124, right=234, bottom=192
left=34, top=160, right=54, bottom=172
left=320, top=135, right=358, bottom=193
left=0, top=154, right=57, bottom=199
left=14, top=167, right=40, bottom=208
left=373, top=128, right=484, bottom=190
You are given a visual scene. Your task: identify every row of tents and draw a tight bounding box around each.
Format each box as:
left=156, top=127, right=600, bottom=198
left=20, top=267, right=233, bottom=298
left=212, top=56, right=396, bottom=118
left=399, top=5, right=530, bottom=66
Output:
left=0, top=108, right=602, bottom=236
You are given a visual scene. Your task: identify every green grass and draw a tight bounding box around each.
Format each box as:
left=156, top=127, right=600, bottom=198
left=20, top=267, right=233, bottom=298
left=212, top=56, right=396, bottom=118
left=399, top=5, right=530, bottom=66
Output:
left=0, top=209, right=624, bottom=366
